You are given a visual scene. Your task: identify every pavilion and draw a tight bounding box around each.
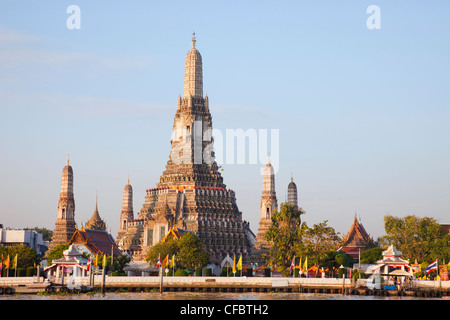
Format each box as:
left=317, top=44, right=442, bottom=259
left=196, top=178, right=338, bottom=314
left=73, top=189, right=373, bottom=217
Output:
left=376, top=245, right=412, bottom=277
left=45, top=244, right=89, bottom=282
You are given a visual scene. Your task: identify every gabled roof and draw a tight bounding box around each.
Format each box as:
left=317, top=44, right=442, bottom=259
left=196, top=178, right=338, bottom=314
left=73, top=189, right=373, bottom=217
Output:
left=69, top=227, right=121, bottom=256
left=161, top=226, right=194, bottom=244
left=342, top=216, right=371, bottom=247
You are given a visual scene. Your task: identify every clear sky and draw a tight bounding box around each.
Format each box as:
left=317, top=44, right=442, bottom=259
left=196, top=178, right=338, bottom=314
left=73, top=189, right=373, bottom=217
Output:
left=1, top=1, right=449, bottom=241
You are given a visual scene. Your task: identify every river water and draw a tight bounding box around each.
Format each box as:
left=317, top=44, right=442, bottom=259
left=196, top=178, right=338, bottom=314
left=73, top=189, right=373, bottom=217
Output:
left=1, top=291, right=448, bottom=300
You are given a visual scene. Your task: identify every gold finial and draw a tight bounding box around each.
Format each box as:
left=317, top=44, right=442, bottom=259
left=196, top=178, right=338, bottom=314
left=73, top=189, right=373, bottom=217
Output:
left=191, top=32, right=196, bottom=48
left=67, top=154, right=70, bottom=165
left=127, top=175, right=130, bottom=185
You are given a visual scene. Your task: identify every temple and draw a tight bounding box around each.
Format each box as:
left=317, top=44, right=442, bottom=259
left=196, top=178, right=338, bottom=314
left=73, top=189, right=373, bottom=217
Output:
left=68, top=227, right=121, bottom=257
left=340, top=215, right=371, bottom=260
left=116, top=34, right=254, bottom=262
left=84, top=194, right=107, bottom=232
left=249, top=158, right=278, bottom=265
left=287, top=175, right=298, bottom=211
left=48, top=157, right=77, bottom=252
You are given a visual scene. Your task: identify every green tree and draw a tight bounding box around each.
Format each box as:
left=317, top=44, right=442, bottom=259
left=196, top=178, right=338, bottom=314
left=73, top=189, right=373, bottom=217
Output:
left=145, top=233, right=209, bottom=270
left=177, top=232, right=209, bottom=269
left=264, top=203, right=304, bottom=271
left=381, top=215, right=450, bottom=262
left=146, top=238, right=179, bottom=267
left=46, top=244, right=70, bottom=266
left=360, top=247, right=383, bottom=264
left=113, top=253, right=131, bottom=273
left=297, top=220, right=341, bottom=269
left=0, top=245, right=41, bottom=269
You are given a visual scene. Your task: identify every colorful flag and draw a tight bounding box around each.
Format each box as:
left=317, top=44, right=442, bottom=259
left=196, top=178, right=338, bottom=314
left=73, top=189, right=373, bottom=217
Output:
left=232, top=255, right=236, bottom=273
left=289, top=256, right=295, bottom=274
left=94, top=254, right=98, bottom=268
left=302, top=256, right=307, bottom=271
left=87, top=255, right=92, bottom=271
left=102, top=254, right=107, bottom=269
left=170, top=255, right=175, bottom=268
left=426, top=259, right=438, bottom=273
left=4, top=255, right=10, bottom=269
left=12, top=254, right=18, bottom=269
left=161, top=255, right=169, bottom=268
left=0, top=256, right=3, bottom=275
left=156, top=254, right=161, bottom=268
left=237, top=255, right=242, bottom=271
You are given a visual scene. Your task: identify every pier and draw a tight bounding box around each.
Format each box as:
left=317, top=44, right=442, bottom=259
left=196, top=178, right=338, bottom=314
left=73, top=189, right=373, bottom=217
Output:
left=1, top=276, right=448, bottom=297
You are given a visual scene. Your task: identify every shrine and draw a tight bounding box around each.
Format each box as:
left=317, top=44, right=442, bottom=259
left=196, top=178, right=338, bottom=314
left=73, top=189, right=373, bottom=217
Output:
left=376, top=245, right=412, bottom=277
left=45, top=244, right=89, bottom=281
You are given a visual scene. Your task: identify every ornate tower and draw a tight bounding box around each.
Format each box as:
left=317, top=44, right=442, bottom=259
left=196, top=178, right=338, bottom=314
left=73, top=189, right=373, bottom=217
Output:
left=85, top=193, right=107, bottom=231
left=253, top=157, right=278, bottom=255
left=116, top=34, right=253, bottom=261
left=48, top=157, right=77, bottom=252
left=120, top=177, right=134, bottom=229
left=287, top=175, right=298, bottom=211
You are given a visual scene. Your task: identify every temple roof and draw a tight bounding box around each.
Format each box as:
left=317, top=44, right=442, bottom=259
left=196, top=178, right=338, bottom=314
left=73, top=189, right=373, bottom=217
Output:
left=69, top=227, right=121, bottom=256
left=341, top=215, right=371, bottom=248
left=161, top=226, right=194, bottom=244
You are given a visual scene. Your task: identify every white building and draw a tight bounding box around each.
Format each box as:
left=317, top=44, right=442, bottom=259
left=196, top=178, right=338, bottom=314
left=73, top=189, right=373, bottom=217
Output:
left=0, top=225, right=48, bottom=255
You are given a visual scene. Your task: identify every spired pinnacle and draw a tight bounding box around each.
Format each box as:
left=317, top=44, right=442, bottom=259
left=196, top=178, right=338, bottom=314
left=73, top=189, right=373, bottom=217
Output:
left=191, top=32, right=196, bottom=48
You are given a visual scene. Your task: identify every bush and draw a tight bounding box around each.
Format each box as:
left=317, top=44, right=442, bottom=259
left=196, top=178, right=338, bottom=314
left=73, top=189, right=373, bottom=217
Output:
left=26, top=266, right=35, bottom=277
left=246, top=268, right=253, bottom=277
left=220, top=267, right=229, bottom=276
left=175, top=269, right=188, bottom=276
left=264, top=268, right=271, bottom=277
left=204, top=268, right=212, bottom=276
left=17, top=268, right=26, bottom=277
left=338, top=268, right=347, bottom=278
left=195, top=267, right=202, bottom=276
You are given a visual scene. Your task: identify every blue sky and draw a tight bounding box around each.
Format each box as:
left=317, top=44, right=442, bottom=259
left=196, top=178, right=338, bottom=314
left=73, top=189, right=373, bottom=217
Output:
left=1, top=1, right=449, bottom=240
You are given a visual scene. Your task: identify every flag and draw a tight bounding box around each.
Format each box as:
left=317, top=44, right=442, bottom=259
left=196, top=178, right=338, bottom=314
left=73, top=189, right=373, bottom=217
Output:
left=170, top=255, right=175, bottom=268
left=302, top=256, right=307, bottom=271
left=0, top=256, right=3, bottom=275
left=161, top=255, right=169, bottom=268
left=87, top=256, right=92, bottom=271
left=426, top=259, right=438, bottom=273
left=12, top=254, right=18, bottom=269
left=237, top=255, right=242, bottom=271
left=102, top=254, right=107, bottom=269
left=232, top=255, right=236, bottom=273
left=156, top=254, right=161, bottom=268
left=289, top=256, right=295, bottom=274
left=4, top=255, right=10, bottom=269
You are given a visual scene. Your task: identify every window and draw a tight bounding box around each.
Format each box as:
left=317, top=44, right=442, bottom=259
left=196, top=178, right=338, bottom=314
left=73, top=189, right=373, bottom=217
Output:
left=147, top=229, right=153, bottom=246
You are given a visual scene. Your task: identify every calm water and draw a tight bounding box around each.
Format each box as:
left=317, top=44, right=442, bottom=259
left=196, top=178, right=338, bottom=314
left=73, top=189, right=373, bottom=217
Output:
left=1, top=291, right=448, bottom=300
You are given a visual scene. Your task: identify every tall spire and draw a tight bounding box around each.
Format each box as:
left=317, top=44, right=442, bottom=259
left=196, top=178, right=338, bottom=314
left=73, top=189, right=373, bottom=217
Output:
left=191, top=31, right=196, bottom=48
left=287, top=175, right=298, bottom=211
left=260, top=158, right=277, bottom=220
left=119, top=177, right=134, bottom=230
left=48, top=157, right=77, bottom=252
left=183, top=32, right=203, bottom=98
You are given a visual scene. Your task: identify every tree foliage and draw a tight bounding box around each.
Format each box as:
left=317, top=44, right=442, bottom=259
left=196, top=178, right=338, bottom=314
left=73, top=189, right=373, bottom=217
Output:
left=146, top=232, right=209, bottom=270
left=264, top=203, right=304, bottom=271
left=381, top=215, right=450, bottom=262
left=0, top=245, right=41, bottom=269
left=360, top=247, right=383, bottom=264
left=298, top=220, right=341, bottom=268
